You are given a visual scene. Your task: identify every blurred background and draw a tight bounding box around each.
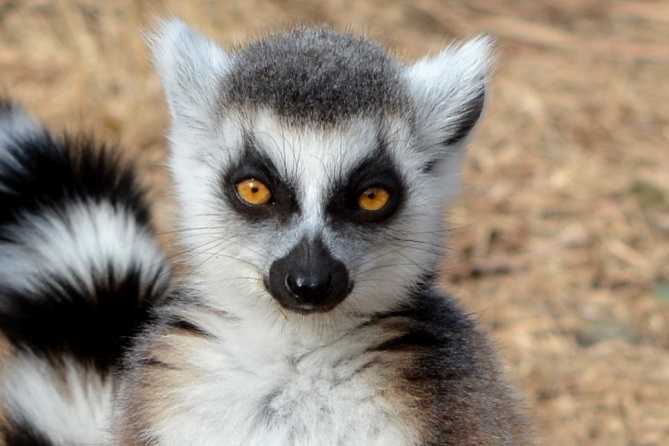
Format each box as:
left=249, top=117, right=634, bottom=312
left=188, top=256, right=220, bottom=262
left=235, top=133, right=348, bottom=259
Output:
left=1, top=1, right=668, bottom=444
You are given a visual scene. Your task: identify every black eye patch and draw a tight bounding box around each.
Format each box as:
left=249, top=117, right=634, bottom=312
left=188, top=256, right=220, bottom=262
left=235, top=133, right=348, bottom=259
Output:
left=326, top=149, right=404, bottom=224
left=220, top=135, right=298, bottom=221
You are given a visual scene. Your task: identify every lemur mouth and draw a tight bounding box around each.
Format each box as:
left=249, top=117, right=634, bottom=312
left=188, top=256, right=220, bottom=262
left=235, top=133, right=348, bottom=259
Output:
left=264, top=237, right=353, bottom=314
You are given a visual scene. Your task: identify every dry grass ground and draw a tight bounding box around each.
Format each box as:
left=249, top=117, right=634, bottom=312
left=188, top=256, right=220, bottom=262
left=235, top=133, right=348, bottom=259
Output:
left=1, top=1, right=668, bottom=444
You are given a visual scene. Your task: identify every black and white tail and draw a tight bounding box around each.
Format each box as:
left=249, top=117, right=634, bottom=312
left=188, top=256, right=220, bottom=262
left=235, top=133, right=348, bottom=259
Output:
left=0, top=100, right=169, bottom=445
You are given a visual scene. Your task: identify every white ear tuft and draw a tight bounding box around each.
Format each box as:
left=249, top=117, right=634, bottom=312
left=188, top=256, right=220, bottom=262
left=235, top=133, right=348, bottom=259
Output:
left=147, top=18, right=231, bottom=124
left=405, top=36, right=493, bottom=154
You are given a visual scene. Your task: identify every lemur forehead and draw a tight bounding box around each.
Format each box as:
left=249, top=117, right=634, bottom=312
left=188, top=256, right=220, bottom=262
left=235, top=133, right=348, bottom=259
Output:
left=224, top=27, right=412, bottom=126
left=239, top=112, right=387, bottom=174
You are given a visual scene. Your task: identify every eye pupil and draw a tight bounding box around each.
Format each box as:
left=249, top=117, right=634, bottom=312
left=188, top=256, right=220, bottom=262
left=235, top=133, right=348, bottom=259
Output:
left=236, top=178, right=272, bottom=205
left=358, top=186, right=390, bottom=212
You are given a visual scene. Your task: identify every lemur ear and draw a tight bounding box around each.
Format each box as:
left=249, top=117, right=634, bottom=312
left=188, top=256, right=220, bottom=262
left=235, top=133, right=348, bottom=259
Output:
left=148, top=19, right=231, bottom=124
left=405, top=36, right=492, bottom=155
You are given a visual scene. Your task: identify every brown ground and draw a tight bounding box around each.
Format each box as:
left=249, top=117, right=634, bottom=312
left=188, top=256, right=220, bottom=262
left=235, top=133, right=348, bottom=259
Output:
left=1, top=1, right=668, bottom=444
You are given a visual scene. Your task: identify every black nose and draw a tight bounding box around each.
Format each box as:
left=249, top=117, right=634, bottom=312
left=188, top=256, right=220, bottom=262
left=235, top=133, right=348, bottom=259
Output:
left=265, top=237, right=352, bottom=313
left=285, top=274, right=333, bottom=303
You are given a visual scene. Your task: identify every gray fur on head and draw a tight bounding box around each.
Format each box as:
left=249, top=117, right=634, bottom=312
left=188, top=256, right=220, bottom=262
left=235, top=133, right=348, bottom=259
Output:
left=150, top=19, right=491, bottom=144
left=225, top=27, right=409, bottom=125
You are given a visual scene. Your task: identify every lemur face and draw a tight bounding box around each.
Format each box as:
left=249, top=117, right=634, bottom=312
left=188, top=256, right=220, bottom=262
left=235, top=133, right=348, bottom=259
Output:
left=216, top=113, right=415, bottom=314
left=151, top=20, right=490, bottom=317
left=181, top=110, right=426, bottom=316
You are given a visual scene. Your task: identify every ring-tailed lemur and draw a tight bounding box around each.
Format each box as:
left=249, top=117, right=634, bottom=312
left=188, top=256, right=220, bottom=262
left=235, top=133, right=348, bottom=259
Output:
left=0, top=20, right=532, bottom=445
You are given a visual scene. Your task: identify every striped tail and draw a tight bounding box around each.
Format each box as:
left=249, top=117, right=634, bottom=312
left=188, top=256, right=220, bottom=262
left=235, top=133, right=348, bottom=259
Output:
left=0, top=100, right=169, bottom=445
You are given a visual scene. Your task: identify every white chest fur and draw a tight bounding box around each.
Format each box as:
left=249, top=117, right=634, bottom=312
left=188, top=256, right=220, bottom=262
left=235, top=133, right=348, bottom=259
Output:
left=143, top=317, right=419, bottom=446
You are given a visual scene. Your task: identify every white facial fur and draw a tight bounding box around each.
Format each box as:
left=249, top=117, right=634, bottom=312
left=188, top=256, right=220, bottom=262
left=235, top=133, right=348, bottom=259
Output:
left=150, top=19, right=491, bottom=339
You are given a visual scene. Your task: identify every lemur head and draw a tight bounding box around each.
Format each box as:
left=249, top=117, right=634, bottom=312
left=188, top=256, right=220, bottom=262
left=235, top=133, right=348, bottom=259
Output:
left=151, top=20, right=490, bottom=318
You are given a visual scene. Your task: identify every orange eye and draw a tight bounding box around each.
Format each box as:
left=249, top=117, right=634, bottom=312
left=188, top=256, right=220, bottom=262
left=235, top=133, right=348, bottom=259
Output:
left=236, top=178, right=272, bottom=205
left=358, top=186, right=391, bottom=211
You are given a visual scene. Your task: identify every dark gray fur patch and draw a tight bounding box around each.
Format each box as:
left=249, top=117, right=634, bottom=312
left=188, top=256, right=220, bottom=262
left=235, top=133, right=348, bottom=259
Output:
left=441, top=87, right=485, bottom=146
left=224, top=27, right=410, bottom=125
